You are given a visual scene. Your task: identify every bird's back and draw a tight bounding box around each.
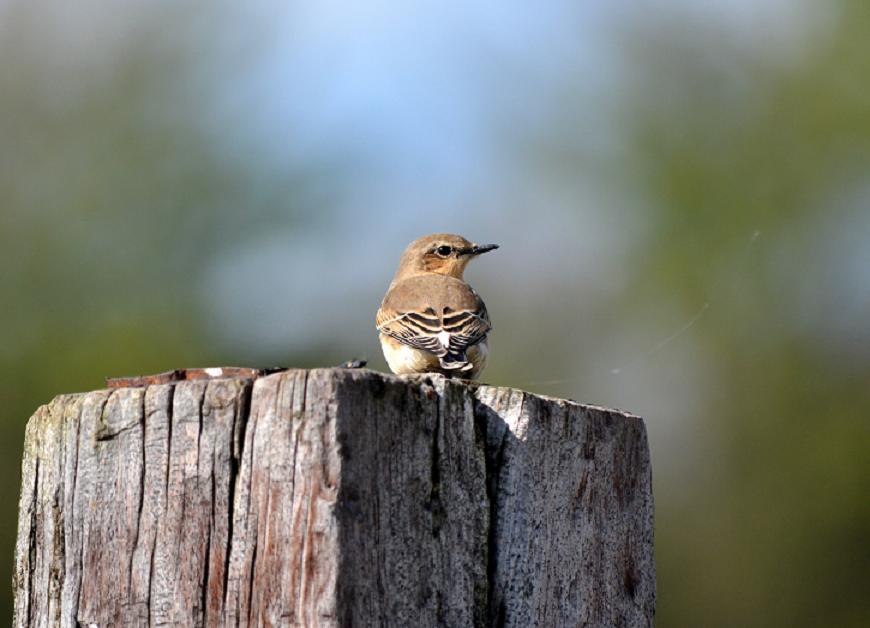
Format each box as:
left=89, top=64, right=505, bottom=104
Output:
left=380, top=274, right=484, bottom=314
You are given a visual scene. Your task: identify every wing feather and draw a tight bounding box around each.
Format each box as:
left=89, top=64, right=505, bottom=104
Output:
left=377, top=306, right=490, bottom=364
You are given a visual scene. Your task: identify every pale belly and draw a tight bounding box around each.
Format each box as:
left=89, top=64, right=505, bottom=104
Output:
left=379, top=334, right=489, bottom=380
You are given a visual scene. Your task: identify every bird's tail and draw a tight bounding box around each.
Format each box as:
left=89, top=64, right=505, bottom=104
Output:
left=439, top=352, right=473, bottom=372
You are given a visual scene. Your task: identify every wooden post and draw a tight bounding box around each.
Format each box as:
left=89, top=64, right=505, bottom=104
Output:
left=14, top=368, right=655, bottom=627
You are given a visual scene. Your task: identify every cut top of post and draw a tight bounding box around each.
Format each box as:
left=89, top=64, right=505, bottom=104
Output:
left=15, top=368, right=655, bottom=628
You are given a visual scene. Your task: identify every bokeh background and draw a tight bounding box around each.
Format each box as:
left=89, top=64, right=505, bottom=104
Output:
left=2, top=0, right=869, bottom=624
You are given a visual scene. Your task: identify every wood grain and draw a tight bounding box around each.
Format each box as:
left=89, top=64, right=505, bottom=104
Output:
left=14, top=368, right=655, bottom=627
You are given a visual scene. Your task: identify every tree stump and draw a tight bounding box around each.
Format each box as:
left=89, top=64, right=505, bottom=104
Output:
left=14, top=368, right=655, bottom=627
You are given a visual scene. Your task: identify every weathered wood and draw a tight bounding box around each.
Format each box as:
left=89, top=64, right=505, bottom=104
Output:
left=104, top=366, right=288, bottom=389
left=14, top=368, right=655, bottom=627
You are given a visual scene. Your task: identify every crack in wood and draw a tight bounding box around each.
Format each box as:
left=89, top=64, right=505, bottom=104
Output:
left=26, top=454, right=39, bottom=628
left=428, top=391, right=445, bottom=538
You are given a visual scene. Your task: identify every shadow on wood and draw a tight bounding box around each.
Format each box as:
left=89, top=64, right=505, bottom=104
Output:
left=14, top=368, right=655, bottom=627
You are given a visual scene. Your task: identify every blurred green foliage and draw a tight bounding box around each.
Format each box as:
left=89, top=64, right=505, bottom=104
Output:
left=613, top=3, right=870, bottom=625
left=1, top=1, right=869, bottom=626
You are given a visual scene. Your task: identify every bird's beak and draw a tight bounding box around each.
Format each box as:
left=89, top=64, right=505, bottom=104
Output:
left=465, top=243, right=499, bottom=256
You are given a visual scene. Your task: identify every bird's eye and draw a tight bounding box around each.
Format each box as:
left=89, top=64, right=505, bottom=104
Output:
left=436, top=245, right=452, bottom=257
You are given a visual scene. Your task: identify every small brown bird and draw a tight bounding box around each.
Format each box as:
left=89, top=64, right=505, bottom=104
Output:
left=376, top=233, right=498, bottom=379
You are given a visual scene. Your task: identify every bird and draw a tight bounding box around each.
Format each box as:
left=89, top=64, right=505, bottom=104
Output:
left=376, top=233, right=498, bottom=380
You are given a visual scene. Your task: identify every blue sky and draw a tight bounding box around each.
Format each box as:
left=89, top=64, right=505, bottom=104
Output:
left=190, top=0, right=817, bottom=353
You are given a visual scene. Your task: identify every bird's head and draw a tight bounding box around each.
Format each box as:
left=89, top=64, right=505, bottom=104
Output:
left=396, top=233, right=499, bottom=280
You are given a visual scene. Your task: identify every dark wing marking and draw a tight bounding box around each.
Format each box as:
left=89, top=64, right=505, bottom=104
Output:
left=377, top=304, right=491, bottom=370
left=377, top=309, right=448, bottom=356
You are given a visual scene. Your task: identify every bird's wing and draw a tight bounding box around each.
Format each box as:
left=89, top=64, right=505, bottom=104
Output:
left=438, top=305, right=491, bottom=358
left=376, top=277, right=491, bottom=367
left=376, top=307, right=451, bottom=356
